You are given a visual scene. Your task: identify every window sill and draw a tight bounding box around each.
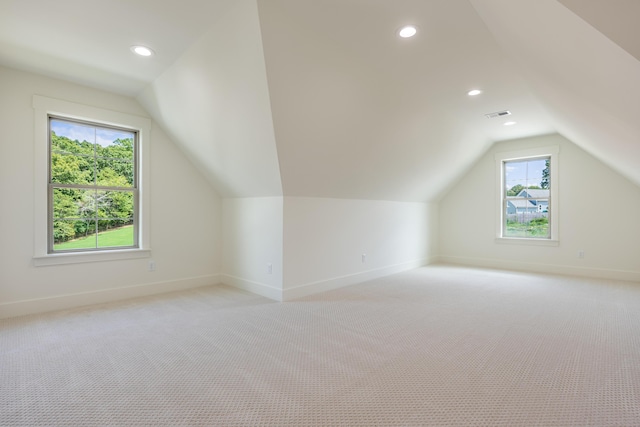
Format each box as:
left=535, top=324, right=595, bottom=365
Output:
left=495, top=238, right=559, bottom=247
left=33, top=249, right=151, bottom=267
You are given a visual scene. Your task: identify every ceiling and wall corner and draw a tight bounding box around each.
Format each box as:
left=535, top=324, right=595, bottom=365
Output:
left=256, top=0, right=554, bottom=202
left=136, top=0, right=282, bottom=197
left=469, top=0, right=640, bottom=189
left=557, top=0, right=640, bottom=62
left=0, top=0, right=237, bottom=95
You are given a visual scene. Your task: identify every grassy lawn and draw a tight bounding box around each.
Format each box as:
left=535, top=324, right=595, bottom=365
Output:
left=505, top=218, right=549, bottom=238
left=54, top=225, right=134, bottom=250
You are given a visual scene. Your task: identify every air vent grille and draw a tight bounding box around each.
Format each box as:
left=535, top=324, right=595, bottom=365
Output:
left=485, top=110, right=511, bottom=119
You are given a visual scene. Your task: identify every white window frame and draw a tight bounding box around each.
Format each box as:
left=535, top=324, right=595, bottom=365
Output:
left=494, top=146, right=559, bottom=246
left=33, top=95, right=151, bottom=266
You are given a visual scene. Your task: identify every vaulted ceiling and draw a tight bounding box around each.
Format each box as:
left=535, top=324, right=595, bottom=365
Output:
left=1, top=0, right=638, bottom=201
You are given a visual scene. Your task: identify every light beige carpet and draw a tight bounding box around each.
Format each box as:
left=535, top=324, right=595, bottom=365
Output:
left=2, top=265, right=640, bottom=426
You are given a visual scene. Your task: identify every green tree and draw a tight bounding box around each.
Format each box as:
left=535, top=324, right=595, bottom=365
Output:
left=98, top=138, right=134, bottom=159
left=53, top=220, right=75, bottom=243
left=541, top=159, right=550, bottom=189
left=97, top=138, right=134, bottom=185
left=52, top=189, right=80, bottom=243
left=51, top=132, right=135, bottom=243
left=507, top=184, right=525, bottom=196
left=96, top=169, right=134, bottom=230
left=51, top=153, right=91, bottom=184
left=51, top=132, right=93, bottom=156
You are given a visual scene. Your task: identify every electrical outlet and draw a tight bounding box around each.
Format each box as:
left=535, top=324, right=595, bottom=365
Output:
left=267, top=263, right=273, bottom=274
left=148, top=260, right=156, bottom=271
left=577, top=250, right=585, bottom=259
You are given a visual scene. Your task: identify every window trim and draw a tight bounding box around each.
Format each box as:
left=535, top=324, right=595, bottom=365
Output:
left=494, top=146, right=559, bottom=245
left=33, top=95, right=151, bottom=266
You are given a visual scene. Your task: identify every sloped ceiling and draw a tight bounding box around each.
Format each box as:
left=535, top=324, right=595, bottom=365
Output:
left=137, top=0, right=282, bottom=197
left=470, top=0, right=640, bottom=189
left=558, top=0, right=640, bottom=62
left=0, top=0, right=235, bottom=95
left=1, top=0, right=638, bottom=200
left=257, top=0, right=553, bottom=201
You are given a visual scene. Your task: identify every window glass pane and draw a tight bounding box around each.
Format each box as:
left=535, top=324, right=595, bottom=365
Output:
left=50, top=152, right=94, bottom=185
left=97, top=220, right=134, bottom=248
left=504, top=206, right=549, bottom=238
left=50, top=119, right=95, bottom=155
left=96, top=129, right=134, bottom=160
left=53, top=220, right=97, bottom=250
left=95, top=190, right=135, bottom=221
left=505, top=159, right=550, bottom=191
left=506, top=179, right=527, bottom=197
left=524, top=158, right=547, bottom=189
left=503, top=156, right=551, bottom=239
left=53, top=188, right=95, bottom=219
left=52, top=217, right=136, bottom=250
left=51, top=120, right=135, bottom=186
left=504, top=162, right=519, bottom=180
left=96, top=158, right=134, bottom=187
left=49, top=117, right=138, bottom=253
left=52, top=189, right=135, bottom=249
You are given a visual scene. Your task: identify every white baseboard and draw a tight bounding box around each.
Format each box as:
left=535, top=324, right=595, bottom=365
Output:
left=220, top=274, right=283, bottom=301
left=282, top=258, right=433, bottom=301
left=438, top=256, right=640, bottom=282
left=0, top=274, right=220, bottom=320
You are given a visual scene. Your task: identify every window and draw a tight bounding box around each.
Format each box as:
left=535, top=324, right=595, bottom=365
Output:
left=495, top=146, right=558, bottom=245
left=49, top=117, right=138, bottom=252
left=33, top=95, right=151, bottom=265
left=503, top=157, right=550, bottom=238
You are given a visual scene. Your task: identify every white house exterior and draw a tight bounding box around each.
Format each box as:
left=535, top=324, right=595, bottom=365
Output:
left=506, top=189, right=549, bottom=214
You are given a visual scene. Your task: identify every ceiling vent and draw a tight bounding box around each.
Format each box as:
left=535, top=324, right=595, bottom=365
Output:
left=485, top=110, right=511, bottom=119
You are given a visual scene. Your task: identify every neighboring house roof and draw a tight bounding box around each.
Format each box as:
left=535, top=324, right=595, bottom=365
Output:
left=507, top=199, right=537, bottom=209
left=518, top=189, right=550, bottom=198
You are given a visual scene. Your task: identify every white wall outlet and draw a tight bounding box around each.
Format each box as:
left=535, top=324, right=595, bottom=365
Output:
left=578, top=250, right=585, bottom=259
left=267, top=263, right=273, bottom=274
left=362, top=254, right=366, bottom=263
left=148, top=260, right=156, bottom=271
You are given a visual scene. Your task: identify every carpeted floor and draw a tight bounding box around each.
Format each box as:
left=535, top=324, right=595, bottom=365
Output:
left=2, top=265, right=640, bottom=426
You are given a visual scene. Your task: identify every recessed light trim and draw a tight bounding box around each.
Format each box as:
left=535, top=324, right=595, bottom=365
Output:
left=467, top=89, right=482, bottom=96
left=398, top=26, right=417, bottom=38
left=131, top=45, right=154, bottom=57
left=504, top=121, right=517, bottom=126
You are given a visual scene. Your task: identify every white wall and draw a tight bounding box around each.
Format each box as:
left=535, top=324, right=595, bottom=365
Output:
left=282, top=197, right=438, bottom=299
left=221, top=196, right=438, bottom=301
left=0, top=66, right=222, bottom=318
left=221, top=197, right=283, bottom=300
left=439, top=134, right=640, bottom=281
left=138, top=0, right=282, bottom=198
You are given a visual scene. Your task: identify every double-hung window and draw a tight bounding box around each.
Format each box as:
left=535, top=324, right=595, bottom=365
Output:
left=503, top=157, right=550, bottom=238
left=33, top=95, right=151, bottom=265
left=495, top=146, right=559, bottom=244
left=49, top=117, right=138, bottom=252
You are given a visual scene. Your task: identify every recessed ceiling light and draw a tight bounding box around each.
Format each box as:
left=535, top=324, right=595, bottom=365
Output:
left=467, top=89, right=482, bottom=96
left=504, top=121, right=517, bottom=126
left=398, top=26, right=417, bottom=38
left=130, top=45, right=154, bottom=57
